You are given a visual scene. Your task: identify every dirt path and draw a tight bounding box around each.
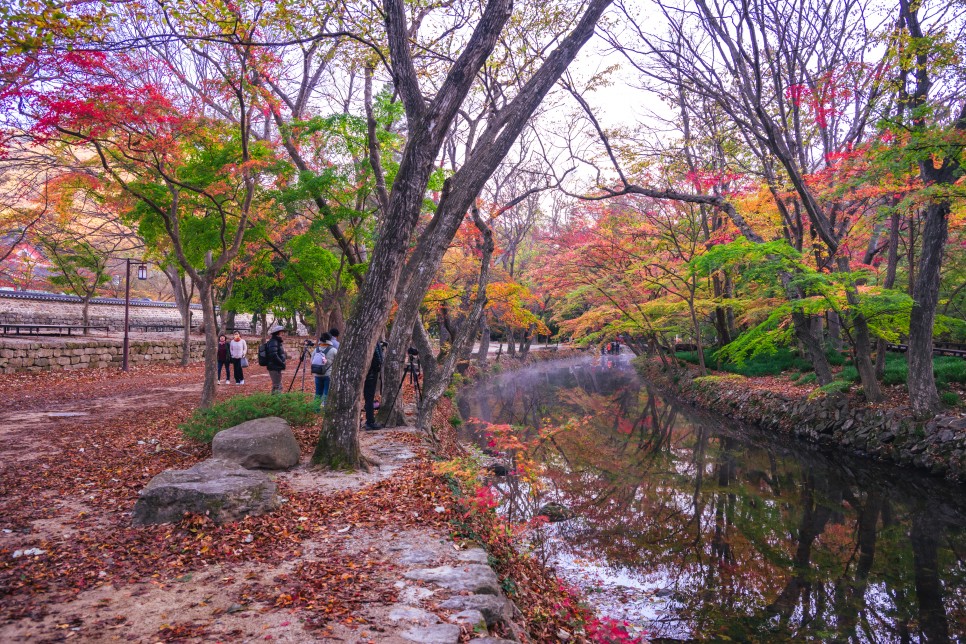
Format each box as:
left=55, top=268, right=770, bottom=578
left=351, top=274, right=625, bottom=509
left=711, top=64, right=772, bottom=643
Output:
left=0, top=364, right=511, bottom=643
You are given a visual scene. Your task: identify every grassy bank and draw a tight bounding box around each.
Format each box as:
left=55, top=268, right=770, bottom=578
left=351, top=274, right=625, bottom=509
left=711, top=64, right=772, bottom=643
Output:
left=675, top=349, right=965, bottom=405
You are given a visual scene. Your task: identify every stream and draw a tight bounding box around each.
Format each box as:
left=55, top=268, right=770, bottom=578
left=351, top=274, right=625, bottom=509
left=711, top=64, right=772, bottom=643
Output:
left=457, top=355, right=966, bottom=642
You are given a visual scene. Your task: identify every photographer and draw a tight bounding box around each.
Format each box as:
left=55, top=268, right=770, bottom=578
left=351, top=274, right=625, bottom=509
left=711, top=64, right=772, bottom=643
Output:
left=264, top=325, right=287, bottom=393
left=311, top=333, right=337, bottom=405
left=363, top=340, right=386, bottom=430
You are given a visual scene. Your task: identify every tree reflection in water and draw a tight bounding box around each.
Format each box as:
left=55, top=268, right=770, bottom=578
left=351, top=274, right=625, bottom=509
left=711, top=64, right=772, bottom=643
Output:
left=459, top=357, right=966, bottom=642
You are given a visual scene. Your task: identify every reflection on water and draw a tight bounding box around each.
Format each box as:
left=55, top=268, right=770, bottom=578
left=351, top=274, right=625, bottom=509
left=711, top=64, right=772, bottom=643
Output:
left=458, top=357, right=966, bottom=642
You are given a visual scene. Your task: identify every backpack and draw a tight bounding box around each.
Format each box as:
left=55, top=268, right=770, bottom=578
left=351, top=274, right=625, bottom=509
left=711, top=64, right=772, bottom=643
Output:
left=311, top=346, right=333, bottom=376
left=257, top=341, right=269, bottom=366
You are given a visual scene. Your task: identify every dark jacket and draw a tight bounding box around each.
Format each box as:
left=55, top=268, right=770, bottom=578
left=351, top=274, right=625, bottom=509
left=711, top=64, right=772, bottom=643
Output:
left=266, top=336, right=287, bottom=371
left=217, top=342, right=229, bottom=362
left=366, top=343, right=384, bottom=379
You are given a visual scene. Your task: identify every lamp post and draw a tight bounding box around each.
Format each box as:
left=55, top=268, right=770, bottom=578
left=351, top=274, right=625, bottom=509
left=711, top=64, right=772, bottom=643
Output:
left=122, top=258, right=148, bottom=372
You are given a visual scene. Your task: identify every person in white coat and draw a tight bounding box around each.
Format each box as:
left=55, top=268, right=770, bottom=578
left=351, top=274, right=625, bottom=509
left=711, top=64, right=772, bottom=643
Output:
left=229, top=332, right=249, bottom=384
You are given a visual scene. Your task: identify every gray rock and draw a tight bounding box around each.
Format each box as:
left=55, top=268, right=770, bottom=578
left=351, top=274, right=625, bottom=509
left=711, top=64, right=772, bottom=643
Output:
left=456, top=547, right=490, bottom=564
left=132, top=459, right=278, bottom=525
left=399, top=548, right=439, bottom=565
left=403, top=564, right=502, bottom=595
left=450, top=609, right=485, bottom=628
left=388, top=605, right=441, bottom=624
left=440, top=594, right=511, bottom=627
left=211, top=417, right=300, bottom=470
left=400, top=624, right=461, bottom=644
left=399, top=585, right=435, bottom=604
left=468, top=639, right=517, bottom=644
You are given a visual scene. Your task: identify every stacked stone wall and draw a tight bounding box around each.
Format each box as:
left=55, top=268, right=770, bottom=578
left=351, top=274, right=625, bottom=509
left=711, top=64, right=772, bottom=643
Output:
left=0, top=338, right=206, bottom=373
left=637, top=360, right=966, bottom=482
left=0, top=296, right=189, bottom=330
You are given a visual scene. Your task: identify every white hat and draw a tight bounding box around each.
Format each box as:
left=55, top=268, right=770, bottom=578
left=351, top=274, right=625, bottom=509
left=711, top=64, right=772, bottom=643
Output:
left=268, top=324, right=285, bottom=334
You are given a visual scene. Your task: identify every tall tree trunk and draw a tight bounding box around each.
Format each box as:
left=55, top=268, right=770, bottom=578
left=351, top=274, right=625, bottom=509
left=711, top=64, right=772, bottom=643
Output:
left=312, top=0, right=612, bottom=468
left=792, top=312, right=834, bottom=385
left=712, top=274, right=731, bottom=347
left=163, top=264, right=192, bottom=366
left=312, top=301, right=327, bottom=337
left=837, top=257, right=883, bottom=402
left=82, top=298, right=91, bottom=335
left=416, top=212, right=493, bottom=434
left=900, top=2, right=964, bottom=417
left=198, top=279, right=218, bottom=408
left=908, top=200, right=949, bottom=417
left=379, top=317, right=427, bottom=427
left=876, top=210, right=901, bottom=378
left=518, top=324, right=535, bottom=361
left=688, top=295, right=707, bottom=376
left=827, top=311, right=843, bottom=349
left=477, top=317, right=490, bottom=368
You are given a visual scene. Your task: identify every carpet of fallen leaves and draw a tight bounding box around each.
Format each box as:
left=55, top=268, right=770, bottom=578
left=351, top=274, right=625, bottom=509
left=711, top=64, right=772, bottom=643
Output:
left=0, top=363, right=458, bottom=635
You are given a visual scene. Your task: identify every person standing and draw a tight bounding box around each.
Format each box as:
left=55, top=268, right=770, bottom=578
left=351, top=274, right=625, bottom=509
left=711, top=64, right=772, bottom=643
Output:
left=229, top=331, right=249, bottom=384
left=363, top=341, right=385, bottom=430
left=328, top=328, right=340, bottom=349
left=217, top=334, right=230, bottom=384
left=311, top=332, right=337, bottom=405
left=265, top=325, right=287, bottom=393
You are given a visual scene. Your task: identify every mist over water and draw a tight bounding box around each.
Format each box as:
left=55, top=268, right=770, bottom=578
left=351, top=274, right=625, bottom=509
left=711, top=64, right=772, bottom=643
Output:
left=459, top=356, right=966, bottom=642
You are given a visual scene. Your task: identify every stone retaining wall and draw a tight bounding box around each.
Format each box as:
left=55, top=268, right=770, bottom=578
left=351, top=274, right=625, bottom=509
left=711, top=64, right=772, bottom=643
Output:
left=0, top=338, right=206, bottom=373
left=637, top=361, right=966, bottom=482
left=0, top=296, right=188, bottom=330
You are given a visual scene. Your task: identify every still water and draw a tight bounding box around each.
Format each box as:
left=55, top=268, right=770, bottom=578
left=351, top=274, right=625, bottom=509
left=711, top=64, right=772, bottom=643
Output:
left=458, top=356, right=966, bottom=642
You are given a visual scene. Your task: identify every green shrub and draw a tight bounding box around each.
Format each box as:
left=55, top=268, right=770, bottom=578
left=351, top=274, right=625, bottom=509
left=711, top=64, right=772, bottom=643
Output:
left=940, top=391, right=961, bottom=407
left=825, top=350, right=848, bottom=367
left=678, top=346, right=964, bottom=389
left=180, top=392, right=319, bottom=443
left=677, top=347, right=810, bottom=377
left=809, top=380, right=851, bottom=399
left=693, top=374, right=746, bottom=386
left=863, top=355, right=964, bottom=388
left=934, top=357, right=966, bottom=387
left=449, top=414, right=463, bottom=428
left=839, top=366, right=859, bottom=382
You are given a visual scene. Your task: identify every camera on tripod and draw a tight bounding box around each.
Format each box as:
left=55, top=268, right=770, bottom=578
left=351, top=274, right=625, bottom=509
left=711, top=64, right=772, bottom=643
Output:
left=405, top=346, right=420, bottom=374
left=304, top=339, right=316, bottom=347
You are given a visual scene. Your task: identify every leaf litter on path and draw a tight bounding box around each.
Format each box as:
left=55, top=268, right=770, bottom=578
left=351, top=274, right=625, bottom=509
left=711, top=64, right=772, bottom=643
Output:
left=0, top=364, right=468, bottom=642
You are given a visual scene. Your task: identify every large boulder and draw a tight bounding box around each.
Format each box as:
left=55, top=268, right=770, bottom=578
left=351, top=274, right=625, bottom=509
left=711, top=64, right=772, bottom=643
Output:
left=133, top=459, right=278, bottom=525
left=211, top=417, right=301, bottom=470
left=403, top=565, right=502, bottom=595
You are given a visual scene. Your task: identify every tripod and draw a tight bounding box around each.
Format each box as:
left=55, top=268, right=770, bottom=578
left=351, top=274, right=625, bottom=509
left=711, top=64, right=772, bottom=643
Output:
left=287, top=342, right=314, bottom=393
left=383, top=354, right=422, bottom=419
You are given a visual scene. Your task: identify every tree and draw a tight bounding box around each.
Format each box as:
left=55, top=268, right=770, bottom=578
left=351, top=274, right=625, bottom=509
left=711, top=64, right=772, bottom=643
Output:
left=24, top=19, right=281, bottom=404
left=40, top=235, right=112, bottom=330
left=312, top=0, right=614, bottom=469
left=893, top=0, right=966, bottom=417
